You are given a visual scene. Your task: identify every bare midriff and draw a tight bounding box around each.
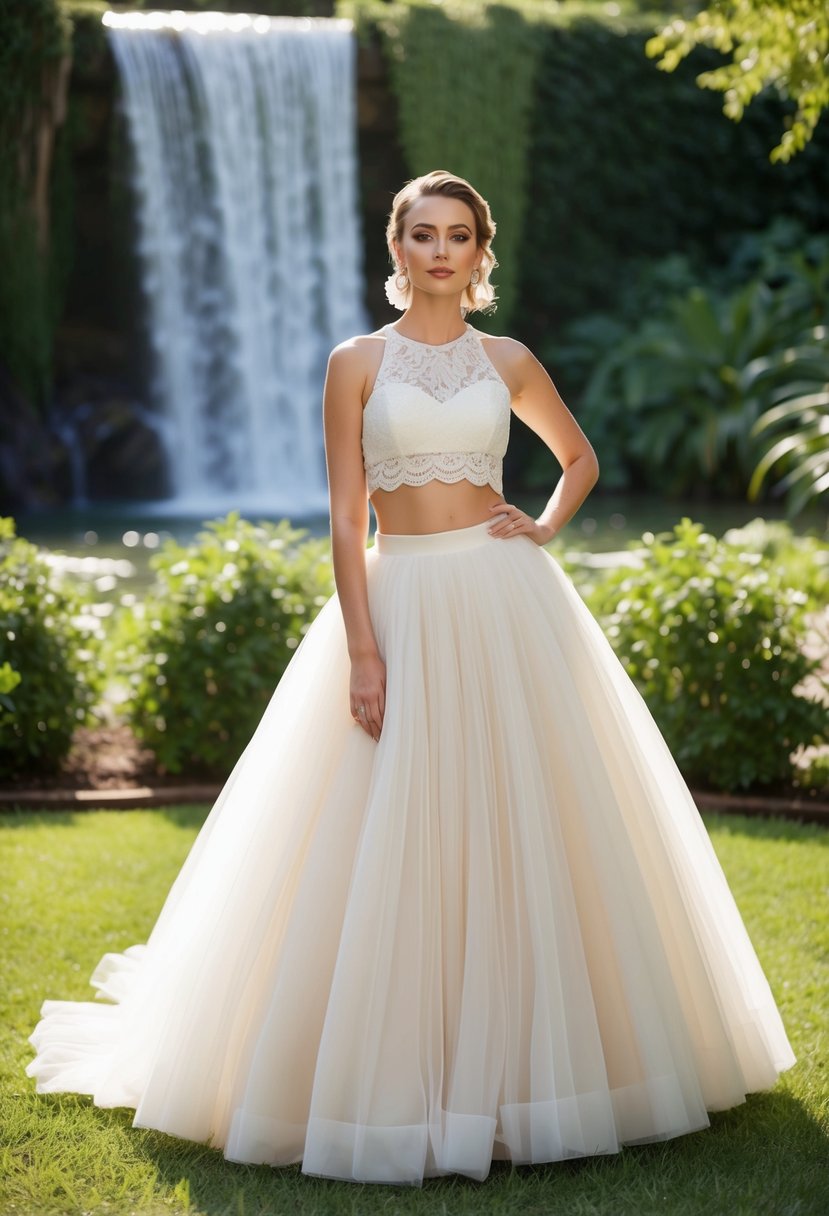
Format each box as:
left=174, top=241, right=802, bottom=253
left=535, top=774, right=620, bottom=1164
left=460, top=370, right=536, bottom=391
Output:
left=370, top=479, right=506, bottom=535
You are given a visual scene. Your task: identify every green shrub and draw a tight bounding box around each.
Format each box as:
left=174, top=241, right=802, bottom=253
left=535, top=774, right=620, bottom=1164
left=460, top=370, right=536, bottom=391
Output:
left=584, top=518, right=828, bottom=793
left=721, top=518, right=829, bottom=611
left=112, top=514, right=335, bottom=776
left=0, top=517, right=103, bottom=778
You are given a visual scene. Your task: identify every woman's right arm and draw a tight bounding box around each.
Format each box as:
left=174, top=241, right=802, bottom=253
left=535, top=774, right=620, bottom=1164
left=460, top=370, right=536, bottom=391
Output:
left=322, top=342, right=386, bottom=741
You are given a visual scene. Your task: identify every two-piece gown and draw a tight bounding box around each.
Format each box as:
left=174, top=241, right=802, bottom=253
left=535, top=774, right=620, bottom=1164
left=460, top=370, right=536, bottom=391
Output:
left=27, top=322, right=796, bottom=1186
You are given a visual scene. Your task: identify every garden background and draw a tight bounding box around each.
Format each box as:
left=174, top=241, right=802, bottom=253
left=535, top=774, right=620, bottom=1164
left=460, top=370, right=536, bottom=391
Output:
left=1, top=0, right=827, bottom=798
left=1, top=2, right=828, bottom=1213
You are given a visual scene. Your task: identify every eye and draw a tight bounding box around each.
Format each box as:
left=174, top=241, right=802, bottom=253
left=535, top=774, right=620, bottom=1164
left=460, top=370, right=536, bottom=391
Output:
left=451, top=234, right=470, bottom=242
left=413, top=232, right=432, bottom=241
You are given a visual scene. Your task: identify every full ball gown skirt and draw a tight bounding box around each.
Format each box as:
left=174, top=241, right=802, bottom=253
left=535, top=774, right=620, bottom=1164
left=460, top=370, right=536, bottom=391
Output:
left=27, top=518, right=796, bottom=1186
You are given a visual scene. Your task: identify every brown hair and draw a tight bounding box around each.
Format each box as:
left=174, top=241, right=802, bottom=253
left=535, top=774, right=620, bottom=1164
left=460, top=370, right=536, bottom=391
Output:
left=385, top=170, right=498, bottom=314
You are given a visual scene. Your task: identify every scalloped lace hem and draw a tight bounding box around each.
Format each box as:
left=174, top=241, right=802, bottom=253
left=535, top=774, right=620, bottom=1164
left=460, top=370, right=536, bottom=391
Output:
left=366, top=452, right=502, bottom=494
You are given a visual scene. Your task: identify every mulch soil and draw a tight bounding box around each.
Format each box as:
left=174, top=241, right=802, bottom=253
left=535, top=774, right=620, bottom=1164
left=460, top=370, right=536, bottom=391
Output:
left=1, top=725, right=827, bottom=823
left=3, top=725, right=197, bottom=792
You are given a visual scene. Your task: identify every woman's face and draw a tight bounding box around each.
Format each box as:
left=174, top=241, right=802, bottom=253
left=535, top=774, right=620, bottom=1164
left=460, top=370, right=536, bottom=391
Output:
left=394, top=194, right=481, bottom=301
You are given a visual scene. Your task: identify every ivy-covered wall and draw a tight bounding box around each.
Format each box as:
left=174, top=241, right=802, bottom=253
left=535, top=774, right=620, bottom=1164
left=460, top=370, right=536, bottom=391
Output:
left=0, top=0, right=72, bottom=414
left=346, top=0, right=546, bottom=329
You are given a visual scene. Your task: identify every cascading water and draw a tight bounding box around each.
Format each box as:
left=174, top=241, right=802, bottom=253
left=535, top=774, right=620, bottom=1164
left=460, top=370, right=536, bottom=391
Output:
left=104, top=10, right=369, bottom=514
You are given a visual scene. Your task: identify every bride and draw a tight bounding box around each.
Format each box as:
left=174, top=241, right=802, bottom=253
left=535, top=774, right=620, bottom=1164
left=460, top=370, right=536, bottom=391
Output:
left=27, top=170, right=795, bottom=1187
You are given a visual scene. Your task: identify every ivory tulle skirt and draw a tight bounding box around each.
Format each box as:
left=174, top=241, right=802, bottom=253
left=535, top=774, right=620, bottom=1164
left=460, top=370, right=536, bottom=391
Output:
left=27, top=517, right=795, bottom=1185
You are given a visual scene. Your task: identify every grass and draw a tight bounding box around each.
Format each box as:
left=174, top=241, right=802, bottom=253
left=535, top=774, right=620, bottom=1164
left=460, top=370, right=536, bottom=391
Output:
left=1, top=807, right=827, bottom=1216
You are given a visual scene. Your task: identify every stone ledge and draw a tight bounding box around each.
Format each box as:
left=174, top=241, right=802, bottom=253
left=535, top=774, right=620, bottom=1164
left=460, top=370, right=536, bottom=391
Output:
left=1, top=785, right=827, bottom=824
left=0, top=786, right=222, bottom=811
left=692, top=790, right=829, bottom=826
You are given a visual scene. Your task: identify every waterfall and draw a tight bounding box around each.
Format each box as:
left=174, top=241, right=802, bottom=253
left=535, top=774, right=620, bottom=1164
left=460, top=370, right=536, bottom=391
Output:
left=104, top=10, right=369, bottom=514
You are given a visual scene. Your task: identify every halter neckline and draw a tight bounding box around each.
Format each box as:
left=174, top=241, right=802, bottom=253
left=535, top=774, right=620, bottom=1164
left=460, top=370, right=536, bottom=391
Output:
left=383, top=322, right=472, bottom=350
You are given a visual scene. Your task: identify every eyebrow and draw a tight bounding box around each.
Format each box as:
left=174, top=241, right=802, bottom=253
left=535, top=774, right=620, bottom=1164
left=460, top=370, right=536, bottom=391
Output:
left=410, top=222, right=473, bottom=233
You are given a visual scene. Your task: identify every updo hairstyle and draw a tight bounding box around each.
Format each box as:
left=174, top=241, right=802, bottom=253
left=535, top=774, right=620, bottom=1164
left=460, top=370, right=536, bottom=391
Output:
left=384, top=170, right=498, bottom=314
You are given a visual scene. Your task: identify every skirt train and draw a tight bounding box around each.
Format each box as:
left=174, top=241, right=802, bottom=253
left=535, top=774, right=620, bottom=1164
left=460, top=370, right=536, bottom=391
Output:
left=27, top=518, right=795, bottom=1185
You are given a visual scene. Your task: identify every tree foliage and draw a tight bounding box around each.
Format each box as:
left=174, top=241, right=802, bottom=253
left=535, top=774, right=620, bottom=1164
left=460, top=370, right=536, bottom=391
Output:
left=647, top=1, right=829, bottom=161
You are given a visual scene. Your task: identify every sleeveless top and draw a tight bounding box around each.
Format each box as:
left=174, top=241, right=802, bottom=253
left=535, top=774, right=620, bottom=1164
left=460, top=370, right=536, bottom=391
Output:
left=361, top=323, right=511, bottom=495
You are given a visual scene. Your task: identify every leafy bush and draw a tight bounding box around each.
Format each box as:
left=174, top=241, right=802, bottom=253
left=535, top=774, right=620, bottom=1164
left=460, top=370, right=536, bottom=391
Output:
left=112, top=514, right=335, bottom=776
left=721, top=518, right=829, bottom=611
left=0, top=517, right=103, bottom=778
left=584, top=518, right=828, bottom=793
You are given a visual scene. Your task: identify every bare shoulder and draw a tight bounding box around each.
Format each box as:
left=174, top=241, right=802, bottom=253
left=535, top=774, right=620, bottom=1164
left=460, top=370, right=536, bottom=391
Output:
left=476, top=331, right=539, bottom=396
left=477, top=332, right=534, bottom=368
left=327, top=330, right=387, bottom=404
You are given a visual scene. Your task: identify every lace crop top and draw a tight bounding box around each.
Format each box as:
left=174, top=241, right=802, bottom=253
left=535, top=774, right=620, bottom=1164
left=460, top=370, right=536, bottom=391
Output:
left=361, top=323, right=511, bottom=494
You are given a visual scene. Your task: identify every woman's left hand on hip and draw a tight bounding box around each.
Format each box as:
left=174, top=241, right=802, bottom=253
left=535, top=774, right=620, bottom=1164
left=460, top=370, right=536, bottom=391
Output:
left=488, top=502, right=553, bottom=546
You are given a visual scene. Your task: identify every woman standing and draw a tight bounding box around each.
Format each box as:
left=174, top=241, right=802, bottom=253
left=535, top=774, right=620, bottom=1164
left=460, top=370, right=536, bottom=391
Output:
left=28, top=171, right=795, bottom=1186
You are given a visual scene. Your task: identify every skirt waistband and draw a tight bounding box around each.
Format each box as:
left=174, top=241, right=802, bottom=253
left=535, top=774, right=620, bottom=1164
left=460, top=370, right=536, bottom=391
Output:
left=374, top=514, right=508, bottom=556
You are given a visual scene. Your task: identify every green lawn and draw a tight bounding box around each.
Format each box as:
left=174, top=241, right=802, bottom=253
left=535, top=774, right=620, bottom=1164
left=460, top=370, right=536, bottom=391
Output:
left=1, top=808, right=827, bottom=1216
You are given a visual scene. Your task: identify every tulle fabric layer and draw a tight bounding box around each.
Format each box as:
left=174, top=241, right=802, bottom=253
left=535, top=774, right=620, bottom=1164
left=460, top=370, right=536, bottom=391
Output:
left=27, top=518, right=795, bottom=1185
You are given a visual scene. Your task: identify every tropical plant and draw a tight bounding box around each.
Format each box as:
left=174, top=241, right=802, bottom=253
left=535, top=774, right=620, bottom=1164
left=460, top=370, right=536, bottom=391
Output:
left=748, top=339, right=829, bottom=515
left=577, top=280, right=803, bottom=496
left=722, top=217, right=829, bottom=298
left=564, top=226, right=829, bottom=499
